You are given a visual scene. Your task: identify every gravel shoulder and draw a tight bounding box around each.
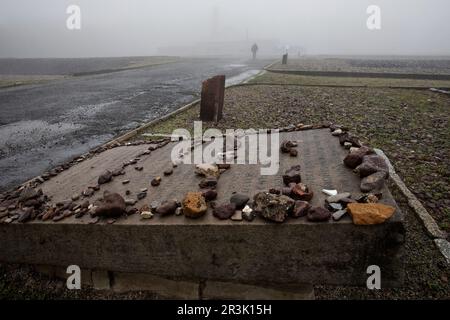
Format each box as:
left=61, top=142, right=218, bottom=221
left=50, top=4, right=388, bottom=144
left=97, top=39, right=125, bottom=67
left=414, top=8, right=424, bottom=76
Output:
left=250, top=71, right=450, bottom=88
left=269, top=57, right=450, bottom=76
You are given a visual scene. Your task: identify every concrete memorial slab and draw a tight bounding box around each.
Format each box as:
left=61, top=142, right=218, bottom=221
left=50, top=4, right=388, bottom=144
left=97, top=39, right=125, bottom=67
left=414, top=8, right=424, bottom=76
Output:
left=0, top=128, right=405, bottom=288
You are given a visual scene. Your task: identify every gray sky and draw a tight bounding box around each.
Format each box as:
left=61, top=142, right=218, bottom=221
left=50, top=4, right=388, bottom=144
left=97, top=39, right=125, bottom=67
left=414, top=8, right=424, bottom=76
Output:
left=1, top=0, right=449, bottom=58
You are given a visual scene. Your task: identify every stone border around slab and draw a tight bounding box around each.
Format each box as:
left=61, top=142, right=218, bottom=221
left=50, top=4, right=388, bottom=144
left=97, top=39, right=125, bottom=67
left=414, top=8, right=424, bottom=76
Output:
left=374, top=148, right=450, bottom=263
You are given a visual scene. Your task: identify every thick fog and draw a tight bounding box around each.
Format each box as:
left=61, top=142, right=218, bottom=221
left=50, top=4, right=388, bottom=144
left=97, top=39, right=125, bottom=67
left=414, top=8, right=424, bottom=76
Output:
left=0, top=0, right=449, bottom=58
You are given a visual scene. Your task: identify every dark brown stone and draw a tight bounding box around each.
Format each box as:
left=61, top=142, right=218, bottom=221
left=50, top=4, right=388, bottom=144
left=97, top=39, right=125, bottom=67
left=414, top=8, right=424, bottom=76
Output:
left=292, top=201, right=311, bottom=218
left=307, top=207, right=331, bottom=222
left=199, top=176, right=218, bottom=189
left=282, top=165, right=301, bottom=185
left=163, top=168, right=173, bottom=176
left=94, top=193, right=126, bottom=218
left=217, top=163, right=231, bottom=170
left=289, top=149, right=298, bottom=157
left=156, top=200, right=178, bottom=216
left=151, top=177, right=162, bottom=187
left=343, top=146, right=374, bottom=169
left=280, top=140, right=297, bottom=153
left=201, top=189, right=218, bottom=202
left=269, top=188, right=281, bottom=195
left=291, top=183, right=314, bottom=201
left=213, top=203, right=236, bottom=220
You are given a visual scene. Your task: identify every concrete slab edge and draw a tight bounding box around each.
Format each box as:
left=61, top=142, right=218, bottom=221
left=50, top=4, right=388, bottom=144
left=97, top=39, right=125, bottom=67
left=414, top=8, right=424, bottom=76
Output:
left=374, top=148, right=447, bottom=241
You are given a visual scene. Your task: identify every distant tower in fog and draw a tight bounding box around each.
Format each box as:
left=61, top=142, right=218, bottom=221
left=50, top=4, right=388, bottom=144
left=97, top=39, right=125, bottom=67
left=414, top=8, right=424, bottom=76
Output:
left=211, top=4, right=219, bottom=39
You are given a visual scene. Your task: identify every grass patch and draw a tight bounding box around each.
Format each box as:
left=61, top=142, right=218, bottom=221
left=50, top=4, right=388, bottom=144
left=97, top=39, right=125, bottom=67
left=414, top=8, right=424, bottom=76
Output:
left=250, top=71, right=450, bottom=88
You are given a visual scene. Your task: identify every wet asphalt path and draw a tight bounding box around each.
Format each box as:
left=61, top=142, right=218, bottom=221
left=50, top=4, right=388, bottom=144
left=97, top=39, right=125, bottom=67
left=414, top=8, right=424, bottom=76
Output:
left=0, top=58, right=271, bottom=191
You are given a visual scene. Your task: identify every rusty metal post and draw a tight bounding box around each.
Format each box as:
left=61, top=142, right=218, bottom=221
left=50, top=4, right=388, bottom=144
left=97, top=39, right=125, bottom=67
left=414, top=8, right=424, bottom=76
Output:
left=200, top=75, right=225, bottom=122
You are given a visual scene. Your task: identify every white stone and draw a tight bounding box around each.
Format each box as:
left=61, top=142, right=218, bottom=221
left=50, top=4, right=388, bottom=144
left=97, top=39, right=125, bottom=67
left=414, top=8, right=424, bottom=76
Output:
left=140, top=211, right=154, bottom=219
left=331, top=129, right=343, bottom=136
left=242, top=205, right=253, bottom=214
left=349, top=147, right=359, bottom=153
left=344, top=142, right=352, bottom=149
left=322, top=189, right=338, bottom=196
left=125, top=199, right=137, bottom=206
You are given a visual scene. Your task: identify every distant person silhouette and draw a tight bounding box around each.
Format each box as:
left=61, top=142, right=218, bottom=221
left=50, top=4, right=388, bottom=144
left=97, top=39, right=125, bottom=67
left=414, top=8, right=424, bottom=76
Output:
left=251, top=43, right=259, bottom=60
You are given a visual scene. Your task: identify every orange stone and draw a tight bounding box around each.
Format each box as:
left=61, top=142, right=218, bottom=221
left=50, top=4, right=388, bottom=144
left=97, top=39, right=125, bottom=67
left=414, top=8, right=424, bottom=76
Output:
left=347, top=203, right=396, bottom=225
left=182, top=192, right=207, bottom=219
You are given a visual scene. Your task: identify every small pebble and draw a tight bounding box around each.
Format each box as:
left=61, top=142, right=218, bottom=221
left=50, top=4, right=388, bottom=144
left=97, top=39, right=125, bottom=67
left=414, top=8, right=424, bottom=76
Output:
left=88, top=217, right=99, bottom=224
left=332, top=209, right=348, bottom=221
left=231, top=210, right=243, bottom=221
left=289, top=149, right=298, bottom=157
left=125, top=199, right=137, bottom=206
left=151, top=177, right=161, bottom=187
left=137, top=192, right=147, bottom=200
left=322, top=189, right=338, bottom=196
left=332, top=129, right=343, bottom=136
left=175, top=207, right=183, bottom=216
left=140, top=211, right=154, bottom=219
left=71, top=194, right=80, bottom=201
left=242, top=205, right=254, bottom=221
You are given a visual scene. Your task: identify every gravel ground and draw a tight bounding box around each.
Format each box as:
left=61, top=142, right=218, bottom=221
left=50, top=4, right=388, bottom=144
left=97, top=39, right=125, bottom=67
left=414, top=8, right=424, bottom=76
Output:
left=250, top=72, right=450, bottom=88
left=270, top=57, right=450, bottom=75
